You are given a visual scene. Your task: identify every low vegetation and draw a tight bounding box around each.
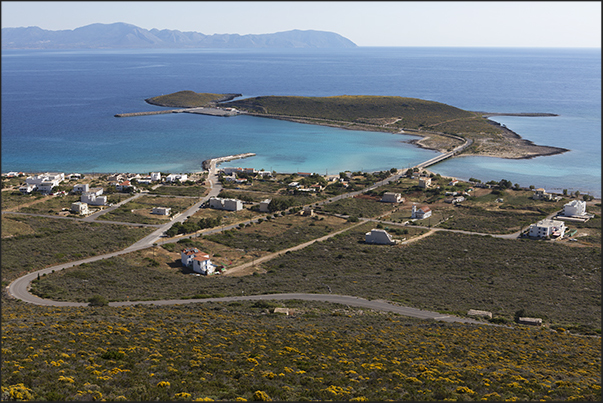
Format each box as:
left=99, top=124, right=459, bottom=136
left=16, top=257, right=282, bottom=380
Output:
left=145, top=91, right=238, bottom=108
left=226, top=95, right=479, bottom=132
left=1, top=215, right=153, bottom=284
left=2, top=299, right=600, bottom=401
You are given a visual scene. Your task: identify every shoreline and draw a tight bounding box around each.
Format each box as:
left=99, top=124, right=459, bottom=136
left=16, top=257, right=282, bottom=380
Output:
left=250, top=112, right=570, bottom=160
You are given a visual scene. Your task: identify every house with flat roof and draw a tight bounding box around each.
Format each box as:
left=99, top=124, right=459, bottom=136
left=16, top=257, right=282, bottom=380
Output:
left=563, top=200, right=587, bottom=217
left=259, top=199, right=271, bottom=213
left=419, top=177, right=432, bottom=188
left=381, top=192, right=404, bottom=203
left=365, top=229, right=396, bottom=245
left=528, top=219, right=566, bottom=239
left=152, top=207, right=171, bottom=216
left=71, top=202, right=89, bottom=215
left=209, top=197, right=243, bottom=211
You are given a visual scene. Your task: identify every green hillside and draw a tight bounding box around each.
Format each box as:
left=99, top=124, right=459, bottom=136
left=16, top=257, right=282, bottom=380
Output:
left=225, top=95, right=491, bottom=132
left=145, top=91, right=238, bottom=108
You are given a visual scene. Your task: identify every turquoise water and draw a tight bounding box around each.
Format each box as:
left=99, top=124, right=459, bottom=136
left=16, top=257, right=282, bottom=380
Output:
left=2, top=47, right=600, bottom=196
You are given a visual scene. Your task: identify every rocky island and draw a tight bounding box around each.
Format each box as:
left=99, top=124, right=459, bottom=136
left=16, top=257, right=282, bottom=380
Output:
left=139, top=91, right=569, bottom=160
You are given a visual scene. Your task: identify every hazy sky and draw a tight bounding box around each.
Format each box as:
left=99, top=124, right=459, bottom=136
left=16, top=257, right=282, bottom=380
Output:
left=2, top=1, right=601, bottom=47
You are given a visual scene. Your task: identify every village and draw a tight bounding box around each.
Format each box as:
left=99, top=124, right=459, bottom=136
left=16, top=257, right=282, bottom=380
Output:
left=3, top=165, right=597, bottom=274
left=2, top=160, right=601, bottom=335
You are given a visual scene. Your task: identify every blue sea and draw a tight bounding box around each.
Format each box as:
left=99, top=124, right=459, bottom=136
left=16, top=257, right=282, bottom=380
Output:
left=2, top=47, right=600, bottom=197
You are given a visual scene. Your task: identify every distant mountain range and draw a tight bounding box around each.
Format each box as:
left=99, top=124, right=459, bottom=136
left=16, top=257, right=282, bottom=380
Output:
left=1, top=22, right=357, bottom=49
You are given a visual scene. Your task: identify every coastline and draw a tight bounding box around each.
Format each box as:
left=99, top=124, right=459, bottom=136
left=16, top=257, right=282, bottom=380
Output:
left=247, top=112, right=569, bottom=160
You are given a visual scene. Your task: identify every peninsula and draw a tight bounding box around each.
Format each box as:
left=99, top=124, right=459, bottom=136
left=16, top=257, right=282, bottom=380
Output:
left=139, top=91, right=569, bottom=160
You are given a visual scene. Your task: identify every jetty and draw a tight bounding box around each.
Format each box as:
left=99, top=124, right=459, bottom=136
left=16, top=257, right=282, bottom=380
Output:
left=202, top=153, right=256, bottom=171
left=115, top=107, right=243, bottom=118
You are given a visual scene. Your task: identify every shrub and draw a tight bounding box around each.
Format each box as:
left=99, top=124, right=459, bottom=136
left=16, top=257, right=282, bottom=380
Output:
left=88, top=295, right=108, bottom=307
left=251, top=390, right=271, bottom=401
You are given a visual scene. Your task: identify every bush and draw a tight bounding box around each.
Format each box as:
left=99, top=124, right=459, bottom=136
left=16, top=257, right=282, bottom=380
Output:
left=88, top=295, right=108, bottom=307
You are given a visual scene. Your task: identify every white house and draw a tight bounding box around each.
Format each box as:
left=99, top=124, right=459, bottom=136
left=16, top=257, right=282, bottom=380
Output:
left=528, top=219, right=566, bottom=238
left=181, top=248, right=215, bottom=275
left=19, top=184, right=36, bottom=194
left=222, top=167, right=256, bottom=175
left=137, top=177, right=153, bottom=185
left=37, top=181, right=58, bottom=194
left=365, top=229, right=396, bottom=245
left=150, top=172, right=162, bottom=181
left=411, top=204, right=432, bottom=219
left=25, top=172, right=64, bottom=187
left=209, top=197, right=243, bottom=211
left=419, top=177, right=432, bottom=188
left=381, top=192, right=404, bottom=203
left=259, top=199, right=271, bottom=213
left=73, top=184, right=90, bottom=193
left=193, top=255, right=215, bottom=275
left=71, top=202, right=89, bottom=215
left=165, top=174, right=188, bottom=183
left=563, top=200, right=587, bottom=217
left=116, top=180, right=136, bottom=192
left=181, top=248, right=199, bottom=268
left=152, top=206, right=171, bottom=215
left=81, top=193, right=107, bottom=206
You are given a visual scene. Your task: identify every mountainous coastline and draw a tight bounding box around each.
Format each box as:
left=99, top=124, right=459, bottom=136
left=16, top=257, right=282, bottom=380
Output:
left=1, top=22, right=357, bottom=49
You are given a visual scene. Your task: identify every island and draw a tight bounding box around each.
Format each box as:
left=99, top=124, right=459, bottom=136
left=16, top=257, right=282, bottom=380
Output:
left=138, top=91, right=569, bottom=160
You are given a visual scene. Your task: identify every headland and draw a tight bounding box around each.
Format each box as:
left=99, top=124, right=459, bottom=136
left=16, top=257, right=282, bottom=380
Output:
left=123, top=92, right=569, bottom=160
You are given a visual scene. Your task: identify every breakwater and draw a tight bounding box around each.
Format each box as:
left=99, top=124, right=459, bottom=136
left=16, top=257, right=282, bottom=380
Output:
left=114, top=109, right=183, bottom=117
left=115, top=107, right=242, bottom=118
left=202, top=153, right=256, bottom=171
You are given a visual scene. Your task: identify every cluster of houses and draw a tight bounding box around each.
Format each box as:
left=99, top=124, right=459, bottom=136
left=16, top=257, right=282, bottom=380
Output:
left=527, top=199, right=592, bottom=239
left=220, top=167, right=272, bottom=184
left=108, top=172, right=190, bottom=191
left=19, top=172, right=65, bottom=195
left=70, top=183, right=108, bottom=215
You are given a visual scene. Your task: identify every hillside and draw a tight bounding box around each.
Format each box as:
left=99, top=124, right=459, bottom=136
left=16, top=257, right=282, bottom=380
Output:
left=225, top=95, right=480, bottom=131
left=1, top=23, right=358, bottom=49
left=145, top=91, right=241, bottom=108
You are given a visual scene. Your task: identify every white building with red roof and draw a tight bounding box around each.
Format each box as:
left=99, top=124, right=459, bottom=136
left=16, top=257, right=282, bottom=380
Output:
left=411, top=204, right=432, bottom=220
left=180, top=248, right=215, bottom=275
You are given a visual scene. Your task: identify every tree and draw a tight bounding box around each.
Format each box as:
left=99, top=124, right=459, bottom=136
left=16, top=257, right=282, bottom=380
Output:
left=498, top=179, right=512, bottom=189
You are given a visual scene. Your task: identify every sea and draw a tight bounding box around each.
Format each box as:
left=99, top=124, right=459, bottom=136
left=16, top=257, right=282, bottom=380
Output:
left=2, top=47, right=600, bottom=197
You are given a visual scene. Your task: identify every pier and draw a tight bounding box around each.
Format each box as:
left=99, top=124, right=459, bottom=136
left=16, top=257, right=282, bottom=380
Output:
left=202, top=153, right=256, bottom=171
left=115, top=107, right=243, bottom=118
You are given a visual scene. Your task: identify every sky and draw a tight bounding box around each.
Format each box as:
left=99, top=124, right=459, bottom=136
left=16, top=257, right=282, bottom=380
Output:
left=1, top=1, right=601, bottom=48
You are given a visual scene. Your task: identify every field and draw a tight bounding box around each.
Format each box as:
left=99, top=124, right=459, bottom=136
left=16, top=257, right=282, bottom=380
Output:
left=97, top=195, right=197, bottom=225
left=1, top=299, right=600, bottom=401
left=25, top=218, right=600, bottom=333
left=0, top=215, right=154, bottom=285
